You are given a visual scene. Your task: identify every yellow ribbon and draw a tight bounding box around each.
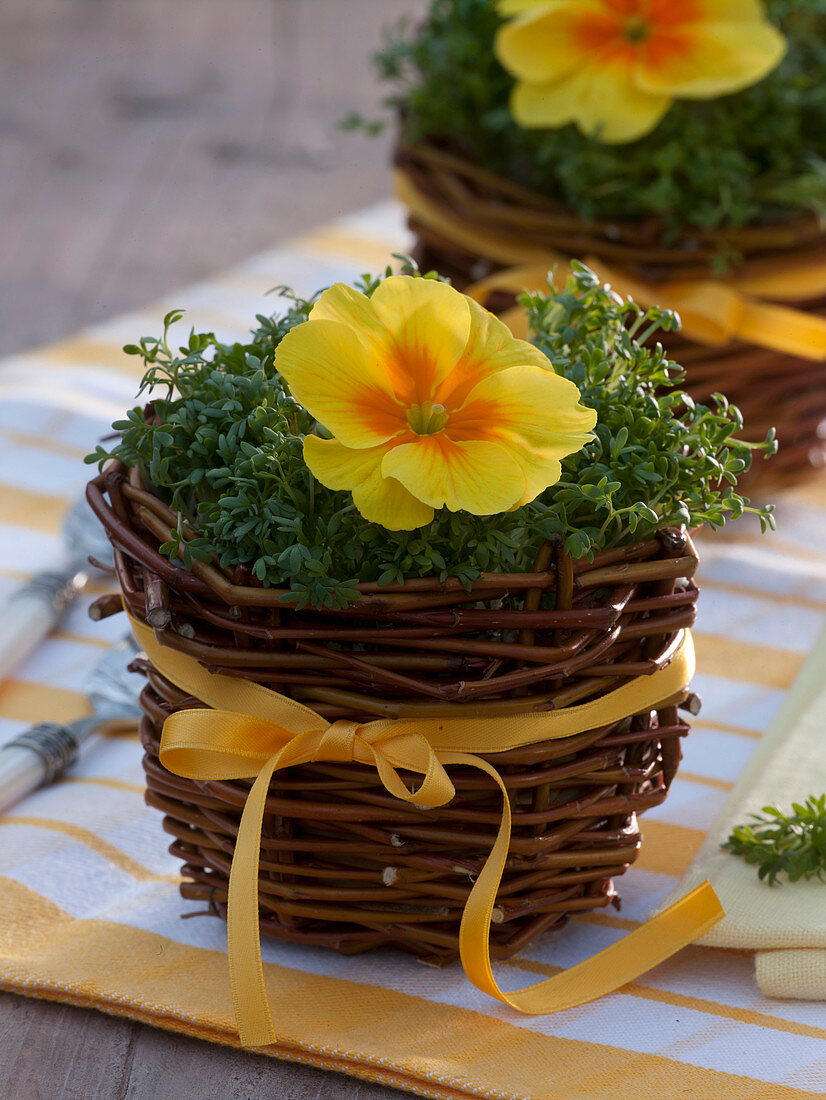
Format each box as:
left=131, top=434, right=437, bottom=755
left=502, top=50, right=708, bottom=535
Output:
left=128, top=614, right=723, bottom=1047
left=395, top=167, right=826, bottom=360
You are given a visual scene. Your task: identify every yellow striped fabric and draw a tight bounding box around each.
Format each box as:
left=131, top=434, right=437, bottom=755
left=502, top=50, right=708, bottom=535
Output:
left=0, top=202, right=824, bottom=1099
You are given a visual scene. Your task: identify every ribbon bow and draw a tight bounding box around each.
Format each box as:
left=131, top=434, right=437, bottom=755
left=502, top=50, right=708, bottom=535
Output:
left=129, top=614, right=723, bottom=1048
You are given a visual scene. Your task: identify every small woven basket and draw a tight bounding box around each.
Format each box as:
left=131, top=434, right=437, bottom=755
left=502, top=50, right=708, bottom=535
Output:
left=396, top=141, right=826, bottom=489
left=89, top=462, right=699, bottom=965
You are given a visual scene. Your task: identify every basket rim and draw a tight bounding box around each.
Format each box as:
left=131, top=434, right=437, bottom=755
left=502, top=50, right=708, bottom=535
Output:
left=87, top=461, right=698, bottom=613
left=395, top=137, right=826, bottom=260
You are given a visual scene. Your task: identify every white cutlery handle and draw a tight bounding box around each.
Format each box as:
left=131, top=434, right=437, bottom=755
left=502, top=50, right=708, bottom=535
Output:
left=0, top=746, right=46, bottom=813
left=0, top=720, right=89, bottom=814
left=0, top=570, right=86, bottom=681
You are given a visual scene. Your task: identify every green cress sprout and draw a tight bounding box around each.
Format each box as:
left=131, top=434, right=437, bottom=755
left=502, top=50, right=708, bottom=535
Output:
left=87, top=263, right=775, bottom=610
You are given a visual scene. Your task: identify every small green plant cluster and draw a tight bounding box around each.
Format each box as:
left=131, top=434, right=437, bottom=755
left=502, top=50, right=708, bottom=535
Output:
left=724, top=795, right=826, bottom=885
left=355, top=0, right=826, bottom=241
left=87, top=264, right=775, bottom=609
left=522, top=266, right=776, bottom=556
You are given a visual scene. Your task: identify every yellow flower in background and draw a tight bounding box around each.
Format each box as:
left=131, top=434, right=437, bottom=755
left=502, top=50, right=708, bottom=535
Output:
left=274, top=276, right=596, bottom=530
left=495, top=0, right=787, bottom=144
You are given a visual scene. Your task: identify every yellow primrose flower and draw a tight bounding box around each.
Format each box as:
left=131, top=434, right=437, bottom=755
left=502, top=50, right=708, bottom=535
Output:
left=495, top=0, right=787, bottom=144
left=274, top=276, right=596, bottom=531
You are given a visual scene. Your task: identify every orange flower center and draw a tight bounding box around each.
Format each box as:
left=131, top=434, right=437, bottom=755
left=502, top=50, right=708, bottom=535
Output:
left=406, top=402, right=449, bottom=436
left=573, top=2, right=697, bottom=71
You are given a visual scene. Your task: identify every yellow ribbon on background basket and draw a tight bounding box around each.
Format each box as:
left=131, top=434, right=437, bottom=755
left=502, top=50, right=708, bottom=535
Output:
left=128, top=613, right=722, bottom=1048
left=394, top=168, right=826, bottom=360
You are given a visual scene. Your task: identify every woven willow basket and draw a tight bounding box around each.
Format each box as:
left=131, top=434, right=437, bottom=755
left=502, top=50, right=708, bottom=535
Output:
left=396, top=141, right=826, bottom=490
left=88, top=462, right=699, bottom=964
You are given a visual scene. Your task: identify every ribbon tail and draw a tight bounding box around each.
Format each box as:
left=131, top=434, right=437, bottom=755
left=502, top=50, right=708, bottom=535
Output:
left=735, top=298, right=826, bottom=361
left=227, top=752, right=282, bottom=1047
left=445, top=751, right=724, bottom=1013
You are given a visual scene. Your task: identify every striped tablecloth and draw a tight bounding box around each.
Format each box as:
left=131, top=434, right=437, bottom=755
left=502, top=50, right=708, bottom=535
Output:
left=1, top=202, right=824, bottom=1099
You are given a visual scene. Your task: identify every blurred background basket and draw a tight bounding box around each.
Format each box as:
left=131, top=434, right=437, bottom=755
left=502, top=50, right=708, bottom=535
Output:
left=89, top=461, right=700, bottom=965
left=396, top=141, right=826, bottom=491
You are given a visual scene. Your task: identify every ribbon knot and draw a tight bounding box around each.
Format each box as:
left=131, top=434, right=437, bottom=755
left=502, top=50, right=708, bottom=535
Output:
left=312, top=719, right=362, bottom=764
left=128, top=613, right=723, bottom=1050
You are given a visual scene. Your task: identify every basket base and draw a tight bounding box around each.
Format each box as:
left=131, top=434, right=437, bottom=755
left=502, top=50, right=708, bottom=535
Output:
left=139, top=696, right=686, bottom=965
left=88, top=459, right=699, bottom=966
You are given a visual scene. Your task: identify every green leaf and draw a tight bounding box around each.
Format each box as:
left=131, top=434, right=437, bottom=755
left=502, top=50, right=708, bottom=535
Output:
left=723, top=796, right=826, bottom=886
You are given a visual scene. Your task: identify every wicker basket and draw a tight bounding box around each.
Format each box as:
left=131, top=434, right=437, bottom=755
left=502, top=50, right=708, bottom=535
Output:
left=396, top=141, right=826, bottom=489
left=88, top=462, right=699, bottom=965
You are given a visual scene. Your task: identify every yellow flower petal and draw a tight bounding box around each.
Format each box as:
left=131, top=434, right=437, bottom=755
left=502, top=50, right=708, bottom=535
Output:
left=352, top=471, right=435, bottom=531
left=498, top=0, right=555, bottom=15
left=308, top=282, right=393, bottom=362
left=276, top=319, right=405, bottom=448
left=512, top=64, right=672, bottom=142
left=635, top=20, right=787, bottom=99
left=284, top=275, right=594, bottom=524
left=687, top=0, right=777, bottom=19
left=304, top=435, right=433, bottom=530
left=382, top=436, right=526, bottom=515
left=303, top=434, right=385, bottom=490
left=436, top=297, right=551, bottom=408
left=496, top=0, right=787, bottom=144
left=511, top=444, right=564, bottom=507
left=450, top=364, right=597, bottom=455
left=466, top=297, right=551, bottom=374
left=495, top=1, right=605, bottom=85
left=369, top=276, right=472, bottom=404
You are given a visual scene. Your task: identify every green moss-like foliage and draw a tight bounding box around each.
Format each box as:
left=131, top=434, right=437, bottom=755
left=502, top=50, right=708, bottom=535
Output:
left=87, top=265, right=775, bottom=609
left=363, top=0, right=826, bottom=243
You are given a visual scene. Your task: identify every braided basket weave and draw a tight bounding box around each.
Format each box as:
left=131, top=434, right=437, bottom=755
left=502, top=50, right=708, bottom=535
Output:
left=396, top=141, right=826, bottom=489
left=88, top=462, right=699, bottom=964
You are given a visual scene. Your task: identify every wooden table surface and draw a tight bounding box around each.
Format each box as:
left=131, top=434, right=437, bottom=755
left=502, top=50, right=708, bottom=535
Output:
left=0, top=995, right=411, bottom=1099
left=0, top=2, right=425, bottom=1096
left=1, top=0, right=425, bottom=355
